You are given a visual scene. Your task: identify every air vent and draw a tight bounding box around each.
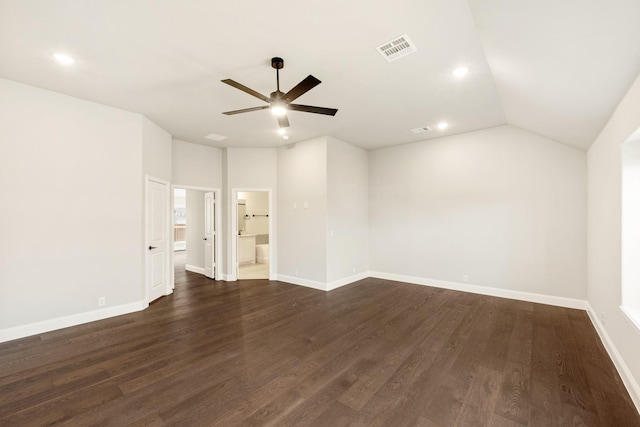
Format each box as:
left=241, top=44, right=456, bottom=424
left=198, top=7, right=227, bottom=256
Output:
left=204, top=132, right=228, bottom=141
left=411, top=126, right=431, bottom=134
left=377, top=34, right=417, bottom=62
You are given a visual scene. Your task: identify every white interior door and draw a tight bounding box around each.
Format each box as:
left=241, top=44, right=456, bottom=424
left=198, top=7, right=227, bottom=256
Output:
left=204, top=192, right=215, bottom=279
left=147, top=178, right=169, bottom=303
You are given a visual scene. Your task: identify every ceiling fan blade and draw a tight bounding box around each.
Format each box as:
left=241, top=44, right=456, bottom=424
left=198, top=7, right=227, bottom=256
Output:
left=284, top=75, right=321, bottom=102
left=289, top=103, right=338, bottom=116
left=277, top=113, right=290, bottom=128
left=222, top=105, right=270, bottom=115
left=221, top=79, right=270, bottom=103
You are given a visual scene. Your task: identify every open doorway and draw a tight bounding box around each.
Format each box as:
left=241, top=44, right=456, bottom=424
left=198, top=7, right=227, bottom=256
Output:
left=172, top=187, right=221, bottom=285
left=236, top=191, right=270, bottom=280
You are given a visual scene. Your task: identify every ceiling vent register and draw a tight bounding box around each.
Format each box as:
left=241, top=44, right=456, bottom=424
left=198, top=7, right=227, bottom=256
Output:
left=377, top=34, right=417, bottom=62
left=411, top=126, right=431, bottom=134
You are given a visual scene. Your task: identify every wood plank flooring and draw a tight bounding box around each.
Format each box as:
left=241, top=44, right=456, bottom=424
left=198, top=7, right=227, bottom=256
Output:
left=0, top=265, right=638, bottom=426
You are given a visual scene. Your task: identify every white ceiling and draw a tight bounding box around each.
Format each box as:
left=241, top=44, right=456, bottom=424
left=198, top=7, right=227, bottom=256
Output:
left=1, top=0, right=639, bottom=151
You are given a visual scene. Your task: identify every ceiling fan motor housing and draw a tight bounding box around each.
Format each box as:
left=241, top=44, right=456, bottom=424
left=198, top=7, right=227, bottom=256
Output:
left=271, top=57, right=284, bottom=69
left=270, top=90, right=286, bottom=102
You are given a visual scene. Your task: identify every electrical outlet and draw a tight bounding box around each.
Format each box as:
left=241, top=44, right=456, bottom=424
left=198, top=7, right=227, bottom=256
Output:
left=98, top=297, right=106, bottom=307
left=293, top=269, right=298, bottom=277
left=600, top=312, right=605, bottom=325
left=463, top=275, right=469, bottom=283
left=352, top=267, right=356, bottom=274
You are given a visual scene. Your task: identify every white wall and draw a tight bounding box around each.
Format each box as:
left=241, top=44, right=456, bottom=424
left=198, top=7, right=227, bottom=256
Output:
left=172, top=139, right=222, bottom=188
left=0, top=78, right=145, bottom=335
left=238, top=191, right=269, bottom=235
left=588, top=72, right=640, bottom=404
left=277, top=138, right=328, bottom=284
left=327, top=137, right=369, bottom=284
left=143, top=117, right=172, bottom=182
left=185, top=189, right=206, bottom=269
left=224, top=148, right=277, bottom=277
left=369, top=125, right=587, bottom=299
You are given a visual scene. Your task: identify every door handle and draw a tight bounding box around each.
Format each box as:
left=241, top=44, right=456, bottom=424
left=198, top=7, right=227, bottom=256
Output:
left=148, top=246, right=157, bottom=250
left=203, top=237, right=208, bottom=241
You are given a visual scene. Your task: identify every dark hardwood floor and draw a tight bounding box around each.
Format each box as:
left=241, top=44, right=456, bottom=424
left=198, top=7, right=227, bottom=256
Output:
left=0, top=260, right=638, bottom=426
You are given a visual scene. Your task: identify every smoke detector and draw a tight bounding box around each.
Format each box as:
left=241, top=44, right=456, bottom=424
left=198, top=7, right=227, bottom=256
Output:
left=377, top=34, right=417, bottom=62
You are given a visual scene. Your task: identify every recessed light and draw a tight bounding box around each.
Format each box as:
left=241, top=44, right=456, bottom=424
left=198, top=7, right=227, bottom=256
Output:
left=277, top=128, right=287, bottom=135
left=437, top=121, right=448, bottom=130
left=53, top=53, right=75, bottom=65
left=452, top=66, right=469, bottom=78
left=282, top=135, right=290, bottom=140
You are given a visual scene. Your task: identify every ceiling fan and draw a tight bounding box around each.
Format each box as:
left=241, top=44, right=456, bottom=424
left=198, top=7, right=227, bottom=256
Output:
left=221, top=57, right=338, bottom=129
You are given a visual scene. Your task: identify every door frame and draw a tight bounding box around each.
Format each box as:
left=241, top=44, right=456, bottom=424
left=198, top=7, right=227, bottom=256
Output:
left=171, top=185, right=222, bottom=287
left=145, top=175, right=171, bottom=304
left=231, top=188, right=275, bottom=281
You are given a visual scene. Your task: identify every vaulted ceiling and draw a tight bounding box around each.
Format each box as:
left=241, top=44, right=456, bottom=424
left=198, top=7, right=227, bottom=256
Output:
left=1, top=0, right=639, bottom=151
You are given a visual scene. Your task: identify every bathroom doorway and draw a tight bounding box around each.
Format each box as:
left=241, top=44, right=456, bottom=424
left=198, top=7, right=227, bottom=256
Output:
left=172, top=186, right=221, bottom=285
left=236, top=191, right=270, bottom=280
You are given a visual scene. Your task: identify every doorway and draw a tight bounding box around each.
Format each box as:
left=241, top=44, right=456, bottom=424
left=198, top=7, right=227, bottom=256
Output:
left=172, top=186, right=221, bottom=286
left=235, top=190, right=271, bottom=280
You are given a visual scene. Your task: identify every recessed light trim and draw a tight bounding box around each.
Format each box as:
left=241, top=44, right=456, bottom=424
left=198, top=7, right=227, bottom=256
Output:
left=452, top=66, right=469, bottom=78
left=53, top=53, right=75, bottom=65
left=282, top=135, right=290, bottom=140
left=437, top=121, right=449, bottom=130
left=277, top=128, right=287, bottom=135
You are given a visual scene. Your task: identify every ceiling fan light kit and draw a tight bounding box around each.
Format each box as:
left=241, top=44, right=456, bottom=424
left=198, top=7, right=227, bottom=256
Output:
left=221, top=57, right=338, bottom=130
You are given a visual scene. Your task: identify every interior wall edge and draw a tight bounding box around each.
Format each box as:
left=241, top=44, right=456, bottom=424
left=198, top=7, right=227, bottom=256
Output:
left=276, top=274, right=328, bottom=291
left=0, top=300, right=149, bottom=344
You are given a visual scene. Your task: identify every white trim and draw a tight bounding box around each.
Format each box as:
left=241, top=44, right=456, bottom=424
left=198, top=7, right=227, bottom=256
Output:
left=277, top=274, right=327, bottom=291
left=620, top=306, right=640, bottom=336
left=585, top=304, right=640, bottom=412
left=326, top=271, right=370, bottom=291
left=368, top=271, right=588, bottom=309
left=185, top=264, right=206, bottom=275
left=0, top=301, right=148, bottom=344
left=222, top=274, right=236, bottom=282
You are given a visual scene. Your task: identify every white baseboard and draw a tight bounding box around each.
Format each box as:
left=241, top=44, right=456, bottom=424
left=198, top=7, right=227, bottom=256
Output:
left=586, top=303, right=640, bottom=413
left=276, top=271, right=369, bottom=292
left=0, top=300, right=148, bottom=344
left=369, top=271, right=587, bottom=310
left=277, top=274, right=327, bottom=291
left=327, top=271, right=370, bottom=291
left=185, top=264, right=205, bottom=275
